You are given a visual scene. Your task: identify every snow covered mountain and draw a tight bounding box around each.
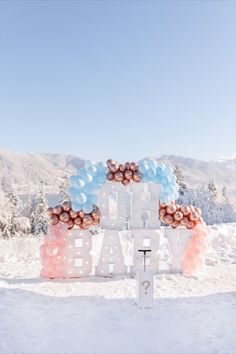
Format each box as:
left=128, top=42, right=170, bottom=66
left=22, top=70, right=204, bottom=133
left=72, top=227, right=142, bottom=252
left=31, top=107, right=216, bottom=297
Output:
left=0, top=150, right=236, bottom=204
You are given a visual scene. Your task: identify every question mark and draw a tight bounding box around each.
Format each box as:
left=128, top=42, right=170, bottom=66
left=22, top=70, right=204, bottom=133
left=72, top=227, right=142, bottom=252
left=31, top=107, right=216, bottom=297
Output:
left=142, top=280, right=150, bottom=295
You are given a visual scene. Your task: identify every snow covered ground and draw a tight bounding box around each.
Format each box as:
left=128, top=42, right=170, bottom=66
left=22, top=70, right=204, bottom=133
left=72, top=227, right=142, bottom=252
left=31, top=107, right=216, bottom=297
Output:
left=0, top=224, right=236, bottom=354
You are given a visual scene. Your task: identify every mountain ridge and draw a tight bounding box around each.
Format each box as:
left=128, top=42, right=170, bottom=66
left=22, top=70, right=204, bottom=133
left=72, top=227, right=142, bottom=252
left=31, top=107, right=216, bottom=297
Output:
left=0, top=150, right=235, bottom=204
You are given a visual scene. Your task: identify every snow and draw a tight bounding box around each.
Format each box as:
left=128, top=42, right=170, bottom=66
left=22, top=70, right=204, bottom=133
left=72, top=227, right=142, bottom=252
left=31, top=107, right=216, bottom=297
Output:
left=1, top=224, right=236, bottom=354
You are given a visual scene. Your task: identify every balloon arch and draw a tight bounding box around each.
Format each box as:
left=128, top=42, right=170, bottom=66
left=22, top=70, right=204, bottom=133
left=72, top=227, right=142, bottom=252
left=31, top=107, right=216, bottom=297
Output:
left=41, top=159, right=209, bottom=279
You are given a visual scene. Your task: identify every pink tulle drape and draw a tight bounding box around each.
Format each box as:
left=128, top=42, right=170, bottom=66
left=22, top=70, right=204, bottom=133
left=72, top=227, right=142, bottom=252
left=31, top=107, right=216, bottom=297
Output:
left=40, top=223, right=67, bottom=278
left=182, top=223, right=209, bottom=276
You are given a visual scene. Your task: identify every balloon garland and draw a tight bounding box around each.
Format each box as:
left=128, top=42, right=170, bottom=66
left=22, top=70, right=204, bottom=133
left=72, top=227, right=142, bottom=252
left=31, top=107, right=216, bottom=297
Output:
left=159, top=202, right=203, bottom=229
left=47, top=159, right=204, bottom=231
left=47, top=201, right=100, bottom=230
left=106, top=159, right=142, bottom=185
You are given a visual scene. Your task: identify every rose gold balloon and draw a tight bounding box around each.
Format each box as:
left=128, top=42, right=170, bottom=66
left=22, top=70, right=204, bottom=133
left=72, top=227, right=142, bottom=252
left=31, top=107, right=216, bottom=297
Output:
left=109, top=163, right=119, bottom=173
left=83, top=215, right=93, bottom=225
left=133, top=172, right=141, bottom=182
left=124, top=162, right=130, bottom=170
left=160, top=215, right=166, bottom=223
left=68, top=219, right=74, bottom=229
left=171, top=220, right=180, bottom=228
left=119, top=164, right=126, bottom=172
left=69, top=210, right=79, bottom=219
left=160, top=203, right=166, bottom=209
left=159, top=208, right=166, bottom=217
left=106, top=159, right=115, bottom=167
left=81, top=223, right=88, bottom=229
left=122, top=179, right=130, bottom=186
left=74, top=217, right=82, bottom=226
left=166, top=204, right=177, bottom=215
left=59, top=212, right=70, bottom=223
left=79, top=211, right=85, bottom=218
left=50, top=214, right=59, bottom=225
left=106, top=172, right=114, bottom=181
left=164, top=214, right=174, bottom=225
left=189, top=205, right=195, bottom=211
left=180, top=216, right=189, bottom=226
left=62, top=201, right=71, bottom=212
left=125, top=170, right=132, bottom=180
left=114, top=171, right=124, bottom=182
left=53, top=205, right=63, bottom=215
left=173, top=210, right=183, bottom=221
left=130, top=162, right=137, bottom=172
left=199, top=216, right=204, bottom=224
left=186, top=220, right=195, bottom=229
left=181, top=206, right=191, bottom=216
left=189, top=211, right=199, bottom=222
left=195, top=207, right=202, bottom=216
left=91, top=210, right=100, bottom=221
left=47, top=207, right=54, bottom=216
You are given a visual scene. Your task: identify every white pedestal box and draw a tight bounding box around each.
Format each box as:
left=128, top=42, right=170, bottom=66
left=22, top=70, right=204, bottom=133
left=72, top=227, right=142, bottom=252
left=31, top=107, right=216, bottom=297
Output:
left=165, top=228, right=193, bottom=273
left=136, top=269, right=154, bottom=309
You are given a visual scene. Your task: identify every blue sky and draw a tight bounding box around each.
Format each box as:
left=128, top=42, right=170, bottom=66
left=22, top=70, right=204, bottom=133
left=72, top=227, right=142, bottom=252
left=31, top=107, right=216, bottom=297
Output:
left=0, top=0, right=235, bottom=162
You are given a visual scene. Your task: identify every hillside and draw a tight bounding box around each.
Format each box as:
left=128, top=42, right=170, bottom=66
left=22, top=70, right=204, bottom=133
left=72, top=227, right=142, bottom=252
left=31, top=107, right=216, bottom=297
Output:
left=0, top=150, right=236, bottom=204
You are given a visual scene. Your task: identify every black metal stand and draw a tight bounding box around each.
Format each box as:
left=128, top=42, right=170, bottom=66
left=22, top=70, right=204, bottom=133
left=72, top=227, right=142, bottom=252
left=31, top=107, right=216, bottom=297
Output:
left=138, top=249, right=151, bottom=272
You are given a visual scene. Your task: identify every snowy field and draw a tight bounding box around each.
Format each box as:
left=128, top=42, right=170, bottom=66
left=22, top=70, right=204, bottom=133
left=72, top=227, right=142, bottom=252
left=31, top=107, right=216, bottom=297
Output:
left=0, top=224, right=236, bottom=354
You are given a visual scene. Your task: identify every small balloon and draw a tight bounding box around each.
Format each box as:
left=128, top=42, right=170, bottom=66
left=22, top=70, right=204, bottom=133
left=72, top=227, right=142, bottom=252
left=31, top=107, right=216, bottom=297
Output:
left=74, top=217, right=82, bottom=226
left=59, top=212, right=70, bottom=223
left=62, top=201, right=71, bottom=212
left=68, top=219, right=74, bottom=229
left=189, top=211, right=199, bottom=222
left=159, top=208, right=166, bottom=217
left=53, top=205, right=63, bottom=215
left=106, top=159, right=115, bottom=167
left=69, top=210, right=79, bottom=219
left=122, top=179, right=130, bottom=186
left=166, top=204, right=177, bottom=215
left=173, top=211, right=183, bottom=221
left=119, top=164, right=126, bottom=172
left=114, top=171, right=124, bottom=182
left=133, top=171, right=141, bottom=182
left=125, top=162, right=130, bottom=170
left=106, top=172, right=114, bottom=181
left=83, top=215, right=93, bottom=226
left=50, top=214, right=59, bottom=225
left=171, top=220, right=180, bottom=228
left=164, top=214, right=174, bottom=225
left=109, top=163, right=119, bottom=173
left=125, top=170, right=132, bottom=180
left=181, top=206, right=191, bottom=216
left=79, top=211, right=85, bottom=218
left=130, top=162, right=137, bottom=172
left=47, top=207, right=54, bottom=216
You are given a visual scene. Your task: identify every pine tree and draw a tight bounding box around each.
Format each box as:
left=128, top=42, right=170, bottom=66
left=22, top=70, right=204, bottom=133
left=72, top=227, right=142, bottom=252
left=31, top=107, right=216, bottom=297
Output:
left=222, top=186, right=228, bottom=202
left=4, top=191, right=21, bottom=237
left=30, top=181, right=48, bottom=236
left=58, top=175, right=70, bottom=204
left=174, top=164, right=187, bottom=196
left=208, top=180, right=218, bottom=200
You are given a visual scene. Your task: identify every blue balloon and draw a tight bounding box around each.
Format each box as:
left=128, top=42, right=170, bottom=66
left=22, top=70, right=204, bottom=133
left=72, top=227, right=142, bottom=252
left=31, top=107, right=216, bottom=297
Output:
left=87, top=165, right=97, bottom=175
left=76, top=192, right=87, bottom=205
left=138, top=162, right=148, bottom=174
left=96, top=173, right=106, bottom=184
left=147, top=167, right=156, bottom=179
left=87, top=193, right=98, bottom=205
left=77, top=178, right=85, bottom=189
left=71, top=201, right=82, bottom=211
left=69, top=187, right=78, bottom=198
left=82, top=202, right=94, bottom=214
